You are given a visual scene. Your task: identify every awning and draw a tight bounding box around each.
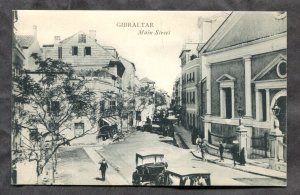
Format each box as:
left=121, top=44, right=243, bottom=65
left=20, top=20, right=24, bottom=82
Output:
left=100, top=116, right=120, bottom=126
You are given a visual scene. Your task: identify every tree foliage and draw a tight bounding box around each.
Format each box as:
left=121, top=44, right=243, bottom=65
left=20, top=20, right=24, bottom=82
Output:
left=13, top=54, right=98, bottom=177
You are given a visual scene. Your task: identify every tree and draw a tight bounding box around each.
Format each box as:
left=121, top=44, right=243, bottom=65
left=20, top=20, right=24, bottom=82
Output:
left=154, top=90, right=167, bottom=109
left=12, top=54, right=98, bottom=183
left=101, top=89, right=135, bottom=134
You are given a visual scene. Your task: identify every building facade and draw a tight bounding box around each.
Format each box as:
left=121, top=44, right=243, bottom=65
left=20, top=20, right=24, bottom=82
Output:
left=200, top=12, right=287, bottom=164
left=180, top=43, right=201, bottom=135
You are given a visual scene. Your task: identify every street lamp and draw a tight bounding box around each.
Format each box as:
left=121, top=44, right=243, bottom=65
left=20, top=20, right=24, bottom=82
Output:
left=272, top=99, right=281, bottom=134
left=272, top=100, right=280, bottom=118
left=237, top=106, right=244, bottom=126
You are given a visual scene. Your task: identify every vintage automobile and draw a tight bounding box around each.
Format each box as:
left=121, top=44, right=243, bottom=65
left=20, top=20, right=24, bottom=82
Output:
left=164, top=168, right=211, bottom=186
left=132, top=152, right=168, bottom=185
left=151, top=117, right=164, bottom=135
left=97, top=124, right=117, bottom=140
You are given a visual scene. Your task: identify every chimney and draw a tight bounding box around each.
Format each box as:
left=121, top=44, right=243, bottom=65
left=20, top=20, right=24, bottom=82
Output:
left=33, top=25, right=37, bottom=38
left=89, top=30, right=96, bottom=41
left=54, top=36, right=61, bottom=45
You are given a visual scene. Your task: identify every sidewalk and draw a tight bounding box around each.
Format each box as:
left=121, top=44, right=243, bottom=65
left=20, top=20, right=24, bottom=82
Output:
left=173, top=125, right=286, bottom=180
left=84, top=146, right=130, bottom=185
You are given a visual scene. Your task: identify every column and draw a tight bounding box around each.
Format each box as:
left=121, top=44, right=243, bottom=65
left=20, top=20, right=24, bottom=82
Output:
left=266, top=89, right=270, bottom=121
left=269, top=116, right=284, bottom=163
left=231, top=87, right=235, bottom=119
left=220, top=88, right=224, bottom=118
left=236, top=125, right=248, bottom=160
left=255, top=89, right=262, bottom=121
left=244, top=56, right=252, bottom=117
left=206, top=63, right=211, bottom=115
left=204, top=62, right=211, bottom=141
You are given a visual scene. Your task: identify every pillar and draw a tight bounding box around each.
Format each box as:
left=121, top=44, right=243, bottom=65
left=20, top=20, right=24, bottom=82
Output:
left=220, top=88, right=225, bottom=118
left=266, top=89, right=270, bottom=121
left=255, top=89, right=262, bottom=121
left=269, top=117, right=284, bottom=162
left=244, top=56, right=252, bottom=117
left=236, top=125, right=248, bottom=160
left=204, top=121, right=211, bottom=142
left=204, top=62, right=212, bottom=142
left=206, top=63, right=211, bottom=115
left=231, top=87, right=235, bottom=119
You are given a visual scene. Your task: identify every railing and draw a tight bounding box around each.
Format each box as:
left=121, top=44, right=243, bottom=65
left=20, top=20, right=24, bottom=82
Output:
left=248, top=134, right=269, bottom=159
left=278, top=140, right=287, bottom=162
left=208, top=131, right=236, bottom=149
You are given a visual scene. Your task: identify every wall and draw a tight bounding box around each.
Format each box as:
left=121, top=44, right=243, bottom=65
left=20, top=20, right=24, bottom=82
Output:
left=43, top=33, right=114, bottom=68
left=211, top=58, right=244, bottom=117
left=24, top=39, right=42, bottom=70
left=251, top=49, right=287, bottom=118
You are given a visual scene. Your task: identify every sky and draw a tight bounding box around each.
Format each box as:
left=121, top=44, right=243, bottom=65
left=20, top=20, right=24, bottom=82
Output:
left=15, top=11, right=222, bottom=95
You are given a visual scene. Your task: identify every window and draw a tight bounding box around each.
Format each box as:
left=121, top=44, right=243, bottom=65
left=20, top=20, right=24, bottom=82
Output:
left=84, top=47, right=91, bottom=56
left=256, top=89, right=268, bottom=122
left=217, top=74, right=235, bottom=119
left=100, top=100, right=105, bottom=113
left=29, top=128, right=38, bottom=141
left=58, top=47, right=62, bottom=59
left=192, top=91, right=195, bottom=104
left=192, top=72, right=195, bottom=82
left=47, top=101, right=60, bottom=115
left=186, top=74, right=189, bottom=83
left=72, top=46, right=78, bottom=56
left=190, top=92, right=192, bottom=103
left=187, top=114, right=189, bottom=126
left=224, top=88, right=232, bottom=119
left=78, top=34, right=86, bottom=43
left=136, top=111, right=141, bottom=121
left=187, top=93, right=189, bottom=104
left=74, top=122, right=84, bottom=137
left=110, top=101, right=116, bottom=110
left=276, top=61, right=287, bottom=78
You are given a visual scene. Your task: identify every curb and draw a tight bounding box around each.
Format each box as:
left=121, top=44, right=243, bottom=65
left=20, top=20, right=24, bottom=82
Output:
left=191, top=151, right=286, bottom=181
left=91, top=147, right=131, bottom=184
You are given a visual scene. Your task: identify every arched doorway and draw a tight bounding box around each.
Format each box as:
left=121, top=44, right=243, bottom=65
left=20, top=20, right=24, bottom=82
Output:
left=270, top=89, right=287, bottom=143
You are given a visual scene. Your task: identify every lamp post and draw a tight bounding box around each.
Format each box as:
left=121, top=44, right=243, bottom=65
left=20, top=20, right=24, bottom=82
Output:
left=271, top=100, right=281, bottom=134
left=237, top=106, right=244, bottom=127
left=236, top=105, right=247, bottom=160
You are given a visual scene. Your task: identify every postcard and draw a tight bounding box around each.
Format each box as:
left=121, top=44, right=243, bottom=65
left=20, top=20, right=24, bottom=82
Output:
left=12, top=10, right=287, bottom=186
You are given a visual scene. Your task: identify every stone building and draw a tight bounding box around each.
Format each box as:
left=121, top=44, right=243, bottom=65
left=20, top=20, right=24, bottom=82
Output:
left=41, top=30, right=137, bottom=143
left=178, top=12, right=229, bottom=140
left=180, top=42, right=201, bottom=134
left=12, top=24, right=43, bottom=184
left=200, top=12, right=287, bottom=167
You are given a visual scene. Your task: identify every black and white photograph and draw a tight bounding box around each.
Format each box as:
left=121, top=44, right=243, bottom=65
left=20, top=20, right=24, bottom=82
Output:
left=11, top=11, right=287, bottom=186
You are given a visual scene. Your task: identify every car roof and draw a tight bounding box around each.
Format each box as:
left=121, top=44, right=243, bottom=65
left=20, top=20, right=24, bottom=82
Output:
left=136, top=151, right=164, bottom=158
left=166, top=168, right=210, bottom=176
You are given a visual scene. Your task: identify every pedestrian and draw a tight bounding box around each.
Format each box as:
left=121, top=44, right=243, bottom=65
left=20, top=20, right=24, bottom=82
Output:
left=231, top=141, right=239, bottom=166
left=145, top=116, right=152, bottom=131
left=195, top=135, right=202, bottom=153
left=99, top=159, right=108, bottom=181
left=200, top=140, right=207, bottom=161
left=219, top=141, right=224, bottom=162
left=146, top=116, right=151, bottom=124
left=240, top=147, right=246, bottom=166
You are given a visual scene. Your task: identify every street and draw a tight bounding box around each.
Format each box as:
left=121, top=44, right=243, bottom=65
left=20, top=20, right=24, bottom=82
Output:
left=55, top=130, right=286, bottom=186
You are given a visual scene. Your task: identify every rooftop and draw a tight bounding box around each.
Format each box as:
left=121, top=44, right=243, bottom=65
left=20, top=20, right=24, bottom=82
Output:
left=16, top=35, right=35, bottom=48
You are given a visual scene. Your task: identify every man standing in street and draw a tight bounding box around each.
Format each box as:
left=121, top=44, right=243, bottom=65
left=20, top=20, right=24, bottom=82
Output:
left=196, top=135, right=202, bottom=153
left=219, top=141, right=224, bottom=162
left=99, top=159, right=108, bottom=181
left=200, top=140, right=207, bottom=161
left=231, top=141, right=240, bottom=166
